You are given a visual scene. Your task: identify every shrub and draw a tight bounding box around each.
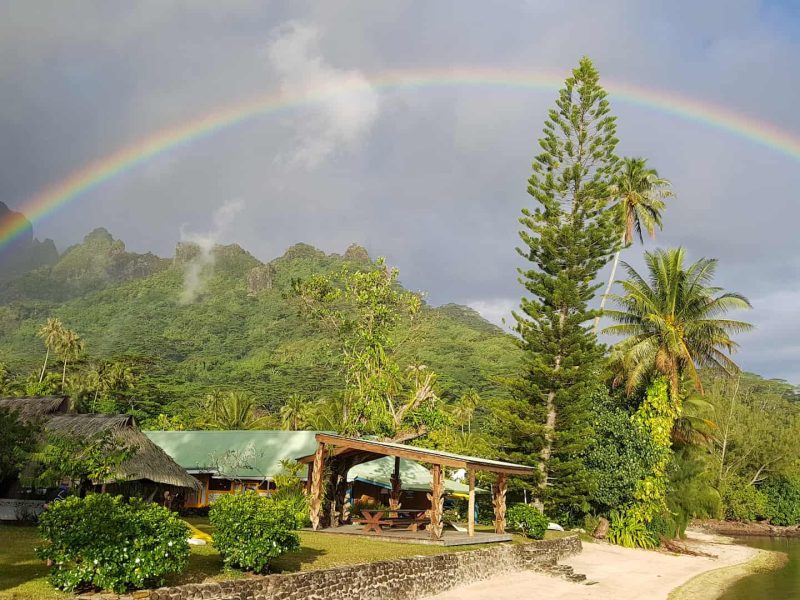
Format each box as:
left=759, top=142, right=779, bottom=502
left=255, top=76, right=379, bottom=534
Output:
left=607, top=510, right=657, bottom=549
left=36, top=494, right=189, bottom=593
left=506, top=503, right=549, bottom=539
left=722, top=479, right=768, bottom=522
left=272, top=460, right=310, bottom=528
left=582, top=399, right=660, bottom=515
left=209, top=491, right=300, bottom=573
left=762, top=476, right=800, bottom=526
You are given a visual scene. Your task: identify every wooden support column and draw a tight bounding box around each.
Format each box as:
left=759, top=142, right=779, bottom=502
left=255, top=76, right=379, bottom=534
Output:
left=389, top=456, right=402, bottom=515
left=467, top=469, right=476, bottom=537
left=305, top=462, right=313, bottom=494
left=428, top=464, right=444, bottom=540
left=492, top=473, right=507, bottom=535
left=309, top=442, right=326, bottom=530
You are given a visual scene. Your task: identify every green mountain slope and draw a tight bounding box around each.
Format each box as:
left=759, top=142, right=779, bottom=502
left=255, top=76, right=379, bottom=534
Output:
left=0, top=231, right=521, bottom=417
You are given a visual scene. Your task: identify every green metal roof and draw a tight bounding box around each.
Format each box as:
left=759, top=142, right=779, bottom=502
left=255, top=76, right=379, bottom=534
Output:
left=144, top=430, right=482, bottom=493
left=349, top=457, right=482, bottom=494
left=144, top=430, right=321, bottom=479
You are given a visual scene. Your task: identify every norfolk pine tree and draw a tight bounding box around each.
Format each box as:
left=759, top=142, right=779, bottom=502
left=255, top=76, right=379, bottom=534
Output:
left=514, top=57, right=620, bottom=519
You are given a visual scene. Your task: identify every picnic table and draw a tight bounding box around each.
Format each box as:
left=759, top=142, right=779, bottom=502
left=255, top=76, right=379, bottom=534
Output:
left=355, top=508, right=430, bottom=533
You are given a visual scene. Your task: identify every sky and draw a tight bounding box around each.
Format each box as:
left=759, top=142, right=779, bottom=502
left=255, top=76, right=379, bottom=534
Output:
left=1, top=1, right=799, bottom=384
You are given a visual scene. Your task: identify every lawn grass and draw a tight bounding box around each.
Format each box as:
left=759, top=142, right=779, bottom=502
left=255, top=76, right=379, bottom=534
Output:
left=0, top=518, right=561, bottom=600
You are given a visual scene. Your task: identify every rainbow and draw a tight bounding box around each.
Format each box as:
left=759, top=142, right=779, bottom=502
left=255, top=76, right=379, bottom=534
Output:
left=3, top=66, right=799, bottom=252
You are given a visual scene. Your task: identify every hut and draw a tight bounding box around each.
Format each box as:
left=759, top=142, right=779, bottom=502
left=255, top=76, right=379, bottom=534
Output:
left=43, top=413, right=201, bottom=495
left=0, top=396, right=69, bottom=420
left=0, top=397, right=198, bottom=517
left=144, top=430, right=479, bottom=509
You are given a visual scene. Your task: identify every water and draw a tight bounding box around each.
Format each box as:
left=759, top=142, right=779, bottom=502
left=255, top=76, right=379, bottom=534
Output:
left=718, top=537, right=800, bottom=600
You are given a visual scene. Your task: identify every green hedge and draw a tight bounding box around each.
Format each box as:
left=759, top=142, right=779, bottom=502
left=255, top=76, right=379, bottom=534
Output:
left=209, top=491, right=300, bottom=573
left=36, top=494, right=189, bottom=593
left=506, top=503, right=549, bottom=539
left=763, top=476, right=800, bottom=526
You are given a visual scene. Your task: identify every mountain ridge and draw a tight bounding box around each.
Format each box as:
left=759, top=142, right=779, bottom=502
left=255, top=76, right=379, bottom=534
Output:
left=0, top=225, right=519, bottom=419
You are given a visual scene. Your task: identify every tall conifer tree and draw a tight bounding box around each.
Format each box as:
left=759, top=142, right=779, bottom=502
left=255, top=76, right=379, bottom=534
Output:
left=514, top=57, right=620, bottom=519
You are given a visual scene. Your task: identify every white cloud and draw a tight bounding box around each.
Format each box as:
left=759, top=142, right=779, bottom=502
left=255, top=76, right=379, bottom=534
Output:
left=179, top=200, right=244, bottom=304
left=266, top=21, right=380, bottom=167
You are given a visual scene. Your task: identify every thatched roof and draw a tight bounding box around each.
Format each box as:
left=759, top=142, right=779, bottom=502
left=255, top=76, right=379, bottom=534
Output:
left=44, top=414, right=200, bottom=491
left=0, top=396, right=69, bottom=420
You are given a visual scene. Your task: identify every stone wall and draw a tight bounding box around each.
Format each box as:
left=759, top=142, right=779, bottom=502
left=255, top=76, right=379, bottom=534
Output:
left=133, top=536, right=581, bottom=600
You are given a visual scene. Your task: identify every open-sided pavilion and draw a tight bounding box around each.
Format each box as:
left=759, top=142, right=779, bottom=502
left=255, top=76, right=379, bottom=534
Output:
left=296, top=433, right=536, bottom=544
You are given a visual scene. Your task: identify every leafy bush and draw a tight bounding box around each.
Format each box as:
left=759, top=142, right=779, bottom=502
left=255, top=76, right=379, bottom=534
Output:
left=762, top=476, right=800, bottom=526
left=272, top=460, right=310, bottom=527
left=646, top=512, right=681, bottom=540
left=583, top=513, right=601, bottom=535
left=209, top=491, right=300, bottom=573
left=506, top=503, right=549, bottom=539
left=582, top=396, right=660, bottom=515
left=722, top=478, right=768, bottom=522
left=666, top=448, right=721, bottom=536
left=607, top=510, right=657, bottom=549
left=36, top=494, right=189, bottom=593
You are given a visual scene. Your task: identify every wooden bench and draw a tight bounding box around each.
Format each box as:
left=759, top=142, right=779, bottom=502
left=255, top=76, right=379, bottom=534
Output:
left=355, top=509, right=430, bottom=533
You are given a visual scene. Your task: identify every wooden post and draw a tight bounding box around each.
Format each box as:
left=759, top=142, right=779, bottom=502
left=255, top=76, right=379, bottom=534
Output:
left=305, top=462, right=313, bottom=494
left=492, top=473, right=507, bottom=535
left=467, top=469, right=475, bottom=537
left=428, top=464, right=444, bottom=540
left=389, top=456, right=402, bottom=515
left=309, top=442, right=326, bottom=530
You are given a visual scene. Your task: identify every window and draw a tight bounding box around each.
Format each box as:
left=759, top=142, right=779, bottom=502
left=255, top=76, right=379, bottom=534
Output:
left=208, top=477, right=232, bottom=491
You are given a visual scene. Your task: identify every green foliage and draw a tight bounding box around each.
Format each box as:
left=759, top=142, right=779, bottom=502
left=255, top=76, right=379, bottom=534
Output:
left=0, top=407, right=38, bottom=482
left=506, top=503, right=549, bottom=539
left=0, top=242, right=519, bottom=425
left=607, top=509, right=657, bottom=549
left=605, top=247, right=752, bottom=398
left=666, top=447, right=721, bottom=535
left=32, top=431, right=132, bottom=490
left=513, top=57, right=620, bottom=520
left=292, top=258, right=447, bottom=439
left=198, top=390, right=274, bottom=430
left=272, top=460, right=310, bottom=528
left=209, top=491, right=300, bottom=573
left=36, top=494, right=189, bottom=592
left=627, top=378, right=674, bottom=524
left=762, top=476, right=800, bottom=526
left=721, top=477, right=768, bottom=522
left=581, top=391, right=659, bottom=514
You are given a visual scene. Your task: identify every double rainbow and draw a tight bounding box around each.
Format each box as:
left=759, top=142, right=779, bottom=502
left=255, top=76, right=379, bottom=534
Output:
left=3, top=66, right=799, bottom=252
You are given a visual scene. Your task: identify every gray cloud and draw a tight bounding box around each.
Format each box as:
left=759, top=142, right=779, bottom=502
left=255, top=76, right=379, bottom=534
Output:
left=1, top=1, right=799, bottom=383
left=266, top=21, right=380, bottom=167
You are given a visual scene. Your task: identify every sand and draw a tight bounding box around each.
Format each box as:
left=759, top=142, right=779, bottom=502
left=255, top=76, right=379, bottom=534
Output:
left=425, top=530, right=759, bottom=600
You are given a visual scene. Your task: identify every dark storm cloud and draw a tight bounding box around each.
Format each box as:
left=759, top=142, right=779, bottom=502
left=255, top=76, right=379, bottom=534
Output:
left=2, top=0, right=799, bottom=383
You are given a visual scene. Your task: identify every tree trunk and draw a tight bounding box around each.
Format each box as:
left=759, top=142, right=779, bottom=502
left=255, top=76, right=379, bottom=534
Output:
left=39, top=348, right=50, bottom=383
left=593, top=233, right=626, bottom=334
left=62, top=359, right=68, bottom=386
left=536, top=309, right=564, bottom=508
left=717, top=377, right=740, bottom=487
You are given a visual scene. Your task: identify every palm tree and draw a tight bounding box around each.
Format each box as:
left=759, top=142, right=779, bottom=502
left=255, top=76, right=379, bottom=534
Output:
left=451, top=389, right=480, bottom=434
left=594, top=158, right=673, bottom=333
left=37, top=318, right=65, bottom=383
left=603, top=248, right=752, bottom=399
left=280, top=393, right=307, bottom=430
left=56, top=328, right=84, bottom=387
left=203, top=391, right=271, bottom=430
